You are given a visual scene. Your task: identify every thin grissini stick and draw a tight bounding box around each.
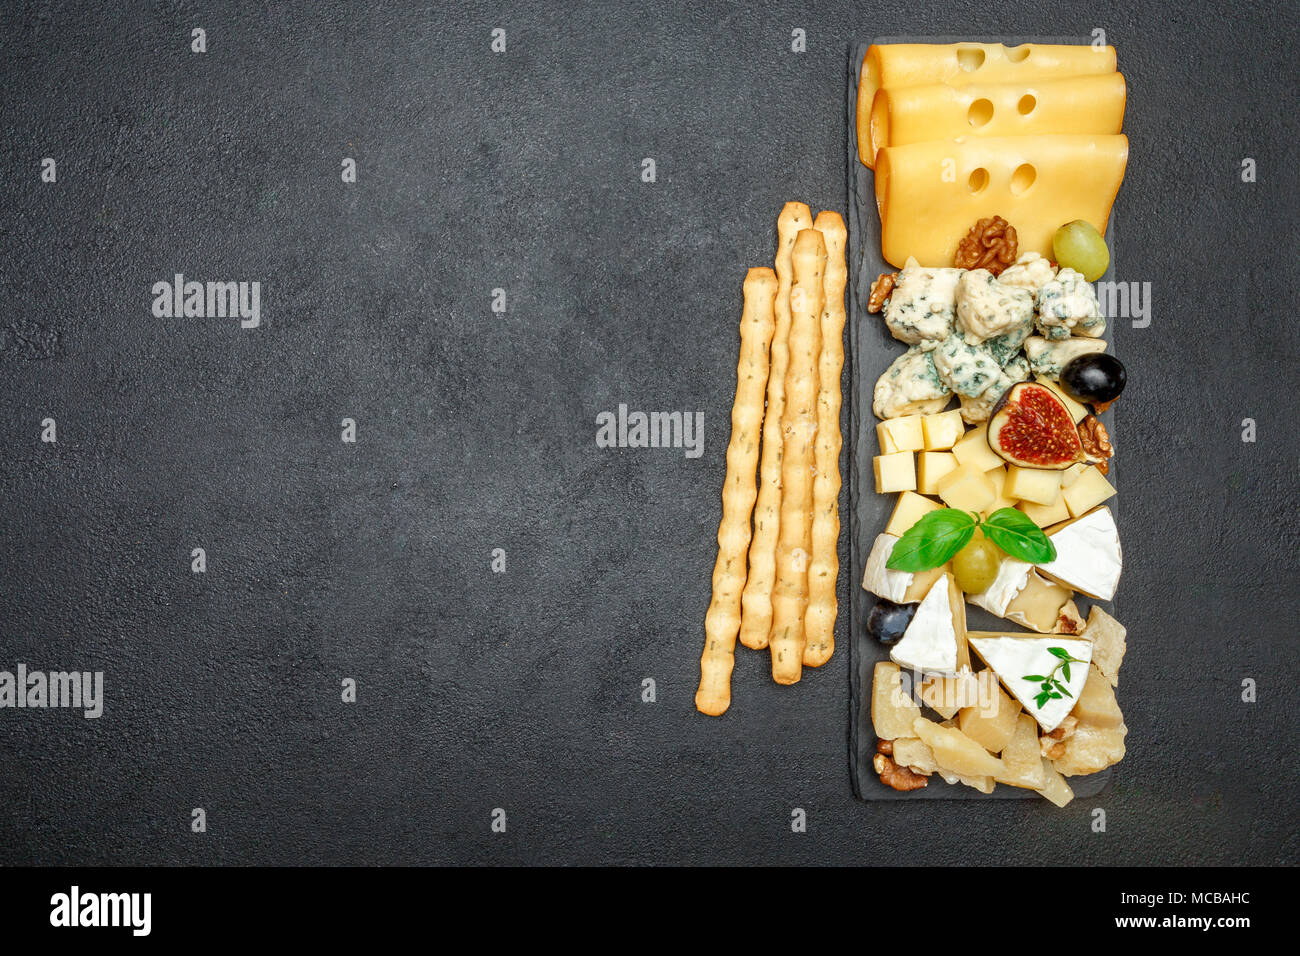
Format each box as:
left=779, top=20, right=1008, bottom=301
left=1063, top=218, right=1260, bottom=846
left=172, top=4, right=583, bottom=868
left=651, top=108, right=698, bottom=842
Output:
left=803, top=211, right=847, bottom=668
left=770, top=228, right=826, bottom=685
left=696, top=268, right=778, bottom=716
left=740, top=201, right=812, bottom=651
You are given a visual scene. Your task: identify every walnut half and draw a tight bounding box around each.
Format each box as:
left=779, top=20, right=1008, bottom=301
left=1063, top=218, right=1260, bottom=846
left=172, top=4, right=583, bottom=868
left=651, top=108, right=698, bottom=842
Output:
left=954, top=216, right=1018, bottom=275
left=868, top=272, right=897, bottom=313
left=1078, top=415, right=1114, bottom=475
left=1040, top=715, right=1079, bottom=759
left=874, top=751, right=929, bottom=792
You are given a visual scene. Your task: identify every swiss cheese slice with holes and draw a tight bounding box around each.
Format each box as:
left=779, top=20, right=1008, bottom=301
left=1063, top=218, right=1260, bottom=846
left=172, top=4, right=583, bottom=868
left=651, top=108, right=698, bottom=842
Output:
left=867, top=73, right=1126, bottom=162
left=857, top=42, right=1118, bottom=166
left=875, top=134, right=1129, bottom=268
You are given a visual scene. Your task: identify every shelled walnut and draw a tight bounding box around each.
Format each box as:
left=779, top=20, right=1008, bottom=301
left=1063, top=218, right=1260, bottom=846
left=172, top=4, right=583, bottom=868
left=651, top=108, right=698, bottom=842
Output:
left=955, top=216, right=1018, bottom=275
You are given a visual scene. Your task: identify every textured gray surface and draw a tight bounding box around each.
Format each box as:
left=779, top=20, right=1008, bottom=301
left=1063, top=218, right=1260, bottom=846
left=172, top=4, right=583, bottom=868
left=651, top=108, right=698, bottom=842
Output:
left=0, top=1, right=1297, bottom=865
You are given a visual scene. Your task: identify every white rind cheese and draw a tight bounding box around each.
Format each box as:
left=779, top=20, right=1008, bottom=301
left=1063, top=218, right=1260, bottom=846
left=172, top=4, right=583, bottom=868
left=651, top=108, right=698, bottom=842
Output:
left=969, top=557, right=1033, bottom=616
left=890, top=576, right=960, bottom=676
left=1039, top=507, right=1122, bottom=600
left=968, top=634, right=1093, bottom=733
left=861, top=533, right=911, bottom=602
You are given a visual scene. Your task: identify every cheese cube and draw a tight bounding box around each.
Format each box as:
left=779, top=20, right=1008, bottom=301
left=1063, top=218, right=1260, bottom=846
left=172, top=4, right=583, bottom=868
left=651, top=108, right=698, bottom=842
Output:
left=876, top=415, right=925, bottom=454
left=921, top=409, right=966, bottom=450
left=1004, top=465, right=1061, bottom=505
left=951, top=423, right=1004, bottom=472
left=1035, top=375, right=1089, bottom=423
left=983, top=466, right=1018, bottom=515
left=937, top=463, right=995, bottom=512
left=885, top=491, right=941, bottom=536
left=1060, top=462, right=1089, bottom=488
left=1062, top=466, right=1117, bottom=517
left=1017, top=496, right=1070, bottom=528
left=957, top=682, right=1022, bottom=754
left=874, top=452, right=917, bottom=493
left=917, top=451, right=959, bottom=495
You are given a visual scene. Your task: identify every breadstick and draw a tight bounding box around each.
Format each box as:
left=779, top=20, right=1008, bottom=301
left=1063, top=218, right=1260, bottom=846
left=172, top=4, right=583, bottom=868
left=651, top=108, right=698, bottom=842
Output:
left=696, top=268, right=778, bottom=716
left=803, top=211, right=847, bottom=667
left=740, top=201, right=812, bottom=650
left=770, top=228, right=826, bottom=685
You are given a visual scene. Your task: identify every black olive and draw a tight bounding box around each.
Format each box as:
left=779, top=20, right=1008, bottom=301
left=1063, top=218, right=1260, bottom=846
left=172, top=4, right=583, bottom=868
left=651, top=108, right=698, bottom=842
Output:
left=1060, top=353, right=1127, bottom=407
left=867, top=599, right=917, bottom=645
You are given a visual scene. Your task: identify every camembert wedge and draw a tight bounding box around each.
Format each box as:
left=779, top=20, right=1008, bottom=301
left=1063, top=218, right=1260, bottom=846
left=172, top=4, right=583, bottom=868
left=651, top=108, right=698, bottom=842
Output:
left=967, top=632, right=1092, bottom=733
left=1039, top=506, right=1122, bottom=601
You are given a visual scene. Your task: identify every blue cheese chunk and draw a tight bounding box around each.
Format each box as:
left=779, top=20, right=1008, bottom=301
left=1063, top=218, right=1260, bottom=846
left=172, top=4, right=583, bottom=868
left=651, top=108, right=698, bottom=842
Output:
left=883, top=259, right=963, bottom=345
left=1023, top=336, right=1107, bottom=380
left=955, top=269, right=1035, bottom=344
left=997, top=252, right=1058, bottom=293
left=958, top=356, right=1030, bottom=424
left=873, top=345, right=952, bottom=419
left=984, top=323, right=1033, bottom=367
left=1035, top=267, right=1106, bottom=340
left=933, top=333, right=1003, bottom=398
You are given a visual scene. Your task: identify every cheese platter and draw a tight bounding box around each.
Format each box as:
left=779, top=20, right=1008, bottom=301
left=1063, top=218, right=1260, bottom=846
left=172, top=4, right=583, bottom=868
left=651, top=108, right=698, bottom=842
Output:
left=847, top=38, right=1130, bottom=802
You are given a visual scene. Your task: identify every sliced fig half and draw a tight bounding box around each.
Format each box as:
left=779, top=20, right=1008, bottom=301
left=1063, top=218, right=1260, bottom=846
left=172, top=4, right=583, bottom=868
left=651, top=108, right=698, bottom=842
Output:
left=987, top=381, right=1090, bottom=470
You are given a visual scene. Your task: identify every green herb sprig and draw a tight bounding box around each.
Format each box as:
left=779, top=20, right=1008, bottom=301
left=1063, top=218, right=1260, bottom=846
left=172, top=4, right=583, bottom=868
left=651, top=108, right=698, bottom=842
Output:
left=1021, top=647, right=1087, bottom=710
left=885, top=507, right=1057, bottom=573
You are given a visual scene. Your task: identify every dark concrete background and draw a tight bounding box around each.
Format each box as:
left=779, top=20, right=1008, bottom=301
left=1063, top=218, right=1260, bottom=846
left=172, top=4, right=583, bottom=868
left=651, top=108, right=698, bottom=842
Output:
left=1, top=1, right=1296, bottom=865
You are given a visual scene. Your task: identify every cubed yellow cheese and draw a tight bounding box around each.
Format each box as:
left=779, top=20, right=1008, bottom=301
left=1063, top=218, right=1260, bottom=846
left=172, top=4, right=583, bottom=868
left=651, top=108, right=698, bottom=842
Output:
left=874, top=452, right=917, bottom=493
left=876, top=415, right=925, bottom=454
left=1017, top=496, right=1071, bottom=527
left=1004, top=465, right=1061, bottom=505
left=917, top=451, right=959, bottom=495
left=983, top=466, right=1018, bottom=515
left=1060, top=462, right=1089, bottom=488
left=1062, top=466, right=1116, bottom=517
left=951, top=423, right=1004, bottom=472
left=1035, top=376, right=1089, bottom=423
left=937, top=463, right=995, bottom=512
left=957, top=682, right=1022, bottom=754
left=921, top=409, right=966, bottom=450
left=885, top=491, right=941, bottom=536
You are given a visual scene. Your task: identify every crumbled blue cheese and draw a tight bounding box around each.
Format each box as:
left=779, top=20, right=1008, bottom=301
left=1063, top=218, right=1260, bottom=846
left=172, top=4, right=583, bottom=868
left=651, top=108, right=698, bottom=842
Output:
left=955, top=269, right=1035, bottom=344
left=883, top=259, right=963, bottom=345
left=984, top=322, right=1032, bottom=367
left=998, top=252, right=1058, bottom=293
left=933, top=333, right=1004, bottom=398
left=1035, top=267, right=1106, bottom=340
left=958, top=356, right=1030, bottom=423
left=873, top=344, right=952, bottom=419
left=1023, top=335, right=1108, bottom=379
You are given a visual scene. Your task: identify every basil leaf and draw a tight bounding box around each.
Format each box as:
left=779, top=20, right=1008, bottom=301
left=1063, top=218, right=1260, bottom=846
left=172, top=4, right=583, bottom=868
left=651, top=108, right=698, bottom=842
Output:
left=1047, top=647, right=1073, bottom=661
left=885, top=509, right=977, bottom=573
left=981, top=507, right=1058, bottom=565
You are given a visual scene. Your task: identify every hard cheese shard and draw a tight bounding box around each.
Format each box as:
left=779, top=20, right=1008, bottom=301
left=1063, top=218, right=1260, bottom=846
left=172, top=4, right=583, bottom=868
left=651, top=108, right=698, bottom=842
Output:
left=1039, top=506, right=1122, bottom=600
left=968, top=633, right=1092, bottom=733
left=890, top=574, right=965, bottom=676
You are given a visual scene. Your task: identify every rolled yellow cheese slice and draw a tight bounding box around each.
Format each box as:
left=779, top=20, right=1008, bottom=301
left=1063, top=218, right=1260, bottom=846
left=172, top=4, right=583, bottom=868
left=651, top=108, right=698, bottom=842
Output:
left=875, top=133, right=1128, bottom=268
left=869, top=72, right=1126, bottom=160
left=857, top=42, right=1118, bottom=166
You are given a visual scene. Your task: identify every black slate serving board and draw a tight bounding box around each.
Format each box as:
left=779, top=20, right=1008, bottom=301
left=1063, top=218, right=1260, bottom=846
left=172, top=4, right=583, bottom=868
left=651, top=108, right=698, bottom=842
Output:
left=846, top=38, right=1120, bottom=800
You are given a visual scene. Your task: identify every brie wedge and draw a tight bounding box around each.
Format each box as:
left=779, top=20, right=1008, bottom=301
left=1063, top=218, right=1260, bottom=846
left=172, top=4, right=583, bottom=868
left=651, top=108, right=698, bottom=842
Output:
left=890, top=574, right=966, bottom=676
left=967, top=632, right=1093, bottom=733
left=862, top=533, right=910, bottom=602
left=1039, top=507, right=1122, bottom=600
left=969, top=557, right=1032, bottom=617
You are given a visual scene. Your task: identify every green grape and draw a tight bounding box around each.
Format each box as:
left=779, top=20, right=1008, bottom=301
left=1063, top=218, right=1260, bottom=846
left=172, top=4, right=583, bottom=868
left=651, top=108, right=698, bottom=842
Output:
left=1053, top=220, right=1110, bottom=281
left=952, top=531, right=1001, bottom=595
